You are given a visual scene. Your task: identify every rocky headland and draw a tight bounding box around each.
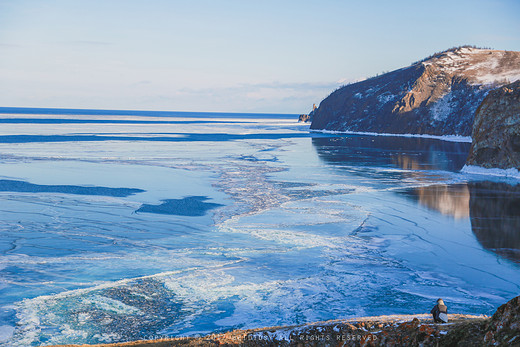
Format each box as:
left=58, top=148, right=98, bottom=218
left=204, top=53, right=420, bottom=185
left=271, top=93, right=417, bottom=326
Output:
left=310, top=47, right=520, bottom=136
left=54, top=295, right=520, bottom=347
left=298, top=113, right=311, bottom=122
left=466, top=80, right=520, bottom=170
left=299, top=104, right=317, bottom=122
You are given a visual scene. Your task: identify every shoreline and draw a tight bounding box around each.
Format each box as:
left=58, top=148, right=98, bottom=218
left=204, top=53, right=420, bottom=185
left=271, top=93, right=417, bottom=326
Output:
left=461, top=165, right=520, bottom=180
left=310, top=128, right=473, bottom=143
left=52, top=313, right=489, bottom=347
left=51, top=293, right=520, bottom=346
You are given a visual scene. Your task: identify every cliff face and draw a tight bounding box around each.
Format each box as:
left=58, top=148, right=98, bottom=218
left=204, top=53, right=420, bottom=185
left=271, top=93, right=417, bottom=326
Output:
left=311, top=47, right=520, bottom=136
left=466, top=80, right=520, bottom=169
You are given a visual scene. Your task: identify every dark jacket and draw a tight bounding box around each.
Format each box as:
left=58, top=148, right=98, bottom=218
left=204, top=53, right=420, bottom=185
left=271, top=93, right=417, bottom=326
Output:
left=431, top=303, right=448, bottom=323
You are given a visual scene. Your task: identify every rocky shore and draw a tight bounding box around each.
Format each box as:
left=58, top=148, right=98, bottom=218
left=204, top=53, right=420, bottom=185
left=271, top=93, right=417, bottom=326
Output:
left=54, top=296, right=519, bottom=347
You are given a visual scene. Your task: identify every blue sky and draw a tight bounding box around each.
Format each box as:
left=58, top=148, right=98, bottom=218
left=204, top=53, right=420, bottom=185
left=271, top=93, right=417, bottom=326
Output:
left=1, top=0, right=519, bottom=113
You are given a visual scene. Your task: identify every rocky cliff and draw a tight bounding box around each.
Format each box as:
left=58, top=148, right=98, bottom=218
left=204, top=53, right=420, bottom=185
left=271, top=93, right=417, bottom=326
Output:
left=466, top=80, right=520, bottom=169
left=298, top=104, right=318, bottom=122
left=310, top=47, right=520, bottom=136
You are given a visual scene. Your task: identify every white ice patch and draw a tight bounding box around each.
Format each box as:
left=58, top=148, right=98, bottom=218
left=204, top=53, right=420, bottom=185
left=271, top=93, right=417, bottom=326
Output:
left=0, top=325, right=15, bottom=343
left=217, top=194, right=370, bottom=249
left=57, top=324, right=89, bottom=340
left=92, top=332, right=122, bottom=343
left=163, top=270, right=236, bottom=304
left=9, top=259, right=242, bottom=345
left=82, top=295, right=142, bottom=315
left=461, top=165, right=520, bottom=180
left=161, top=270, right=314, bottom=330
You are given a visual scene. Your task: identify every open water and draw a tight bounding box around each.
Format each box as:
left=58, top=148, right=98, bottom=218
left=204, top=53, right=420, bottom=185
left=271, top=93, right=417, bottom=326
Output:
left=0, top=107, right=519, bottom=345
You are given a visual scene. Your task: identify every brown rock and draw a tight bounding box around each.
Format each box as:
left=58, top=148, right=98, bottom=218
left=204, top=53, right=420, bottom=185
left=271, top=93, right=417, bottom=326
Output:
left=439, top=295, right=520, bottom=346
left=466, top=80, right=520, bottom=169
left=299, top=104, right=318, bottom=123
left=298, top=114, right=311, bottom=122
left=484, top=295, right=520, bottom=345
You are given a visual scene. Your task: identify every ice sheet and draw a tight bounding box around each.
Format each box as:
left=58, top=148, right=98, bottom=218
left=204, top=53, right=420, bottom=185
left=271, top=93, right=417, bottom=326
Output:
left=0, top=110, right=519, bottom=345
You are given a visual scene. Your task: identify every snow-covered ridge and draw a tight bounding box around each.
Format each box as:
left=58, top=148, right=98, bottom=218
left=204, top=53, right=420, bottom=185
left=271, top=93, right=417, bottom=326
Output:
left=310, top=47, right=520, bottom=137
left=423, top=48, right=520, bottom=85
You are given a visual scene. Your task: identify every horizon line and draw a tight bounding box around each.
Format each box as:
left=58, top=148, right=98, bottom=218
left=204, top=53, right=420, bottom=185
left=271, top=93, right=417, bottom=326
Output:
left=0, top=106, right=300, bottom=117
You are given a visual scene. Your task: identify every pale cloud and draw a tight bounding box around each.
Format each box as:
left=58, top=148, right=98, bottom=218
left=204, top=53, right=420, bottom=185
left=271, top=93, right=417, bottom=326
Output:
left=61, top=40, right=113, bottom=46
left=144, top=80, right=342, bottom=113
left=0, top=43, right=21, bottom=48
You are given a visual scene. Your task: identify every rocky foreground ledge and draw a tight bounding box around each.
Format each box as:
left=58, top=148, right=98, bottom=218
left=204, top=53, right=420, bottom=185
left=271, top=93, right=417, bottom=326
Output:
left=54, top=296, right=520, bottom=347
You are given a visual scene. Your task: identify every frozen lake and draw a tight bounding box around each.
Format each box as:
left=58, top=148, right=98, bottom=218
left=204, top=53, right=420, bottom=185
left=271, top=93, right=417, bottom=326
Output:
left=0, top=108, right=519, bottom=345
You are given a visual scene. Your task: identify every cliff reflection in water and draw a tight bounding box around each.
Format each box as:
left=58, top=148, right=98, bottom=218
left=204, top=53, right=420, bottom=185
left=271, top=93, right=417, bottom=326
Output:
left=310, top=136, right=519, bottom=263
left=403, top=184, right=470, bottom=219
left=404, top=182, right=520, bottom=263
left=311, top=135, right=470, bottom=172
left=468, top=181, right=520, bottom=263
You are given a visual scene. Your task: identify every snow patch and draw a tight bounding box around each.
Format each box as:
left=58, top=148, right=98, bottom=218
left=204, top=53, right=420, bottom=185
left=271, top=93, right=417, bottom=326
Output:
left=458, top=47, right=476, bottom=54
left=430, top=94, right=454, bottom=122
left=265, top=328, right=293, bottom=341
left=473, top=72, right=520, bottom=85
left=376, top=92, right=395, bottom=104
left=422, top=48, right=520, bottom=86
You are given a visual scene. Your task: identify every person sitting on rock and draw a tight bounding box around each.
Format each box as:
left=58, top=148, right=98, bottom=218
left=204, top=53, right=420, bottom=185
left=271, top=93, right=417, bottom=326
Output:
left=431, top=298, right=448, bottom=323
